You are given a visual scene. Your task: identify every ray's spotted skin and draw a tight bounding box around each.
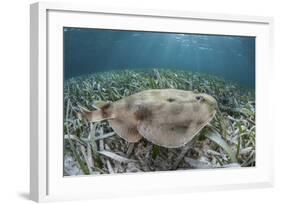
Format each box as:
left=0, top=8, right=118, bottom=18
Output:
left=80, top=89, right=218, bottom=148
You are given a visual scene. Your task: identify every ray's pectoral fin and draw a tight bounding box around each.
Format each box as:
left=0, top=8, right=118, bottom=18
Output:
left=137, top=120, right=199, bottom=148
left=109, top=119, right=142, bottom=143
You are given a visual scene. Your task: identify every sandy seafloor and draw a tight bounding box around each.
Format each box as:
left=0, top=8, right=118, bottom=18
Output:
left=63, top=69, right=255, bottom=176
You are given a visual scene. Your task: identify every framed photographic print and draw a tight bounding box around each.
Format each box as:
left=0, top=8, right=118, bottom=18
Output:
left=30, top=2, right=274, bottom=202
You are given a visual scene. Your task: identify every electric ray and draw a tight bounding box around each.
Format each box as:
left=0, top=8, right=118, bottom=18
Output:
left=80, top=89, right=218, bottom=148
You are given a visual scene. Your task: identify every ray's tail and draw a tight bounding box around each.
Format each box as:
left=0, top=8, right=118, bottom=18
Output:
left=77, top=103, right=114, bottom=122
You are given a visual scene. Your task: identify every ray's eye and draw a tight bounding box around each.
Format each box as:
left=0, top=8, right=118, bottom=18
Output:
left=196, top=96, right=205, bottom=102
left=167, top=98, right=175, bottom=102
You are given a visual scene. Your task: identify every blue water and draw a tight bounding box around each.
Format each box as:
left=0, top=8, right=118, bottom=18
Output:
left=64, top=27, right=255, bottom=88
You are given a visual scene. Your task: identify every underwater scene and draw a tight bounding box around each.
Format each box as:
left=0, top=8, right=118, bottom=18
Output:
left=63, top=27, right=255, bottom=176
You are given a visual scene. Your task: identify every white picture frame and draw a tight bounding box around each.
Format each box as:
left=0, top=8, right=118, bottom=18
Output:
left=30, top=2, right=274, bottom=202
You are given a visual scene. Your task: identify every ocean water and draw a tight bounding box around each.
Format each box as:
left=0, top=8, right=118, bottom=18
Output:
left=64, top=27, right=255, bottom=88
